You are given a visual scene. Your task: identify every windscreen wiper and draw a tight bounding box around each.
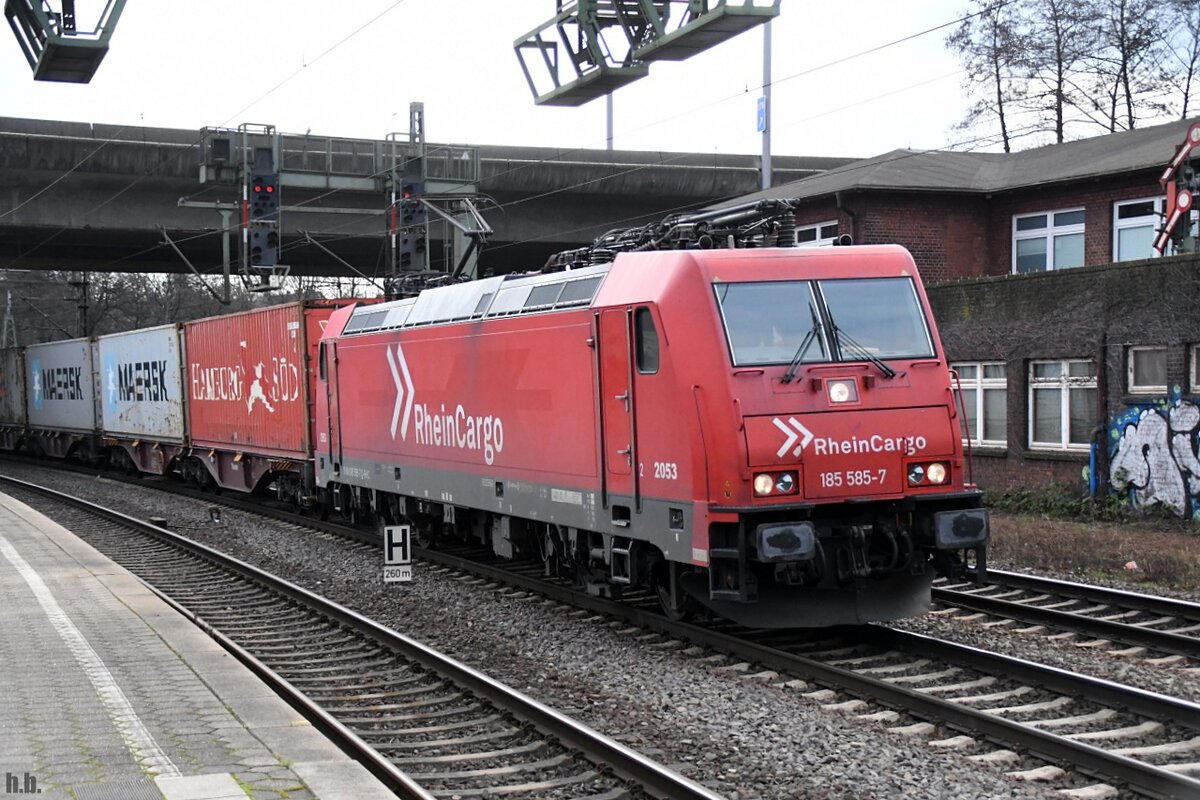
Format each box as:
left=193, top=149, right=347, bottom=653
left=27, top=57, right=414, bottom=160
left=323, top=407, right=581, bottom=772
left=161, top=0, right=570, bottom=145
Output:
left=781, top=307, right=824, bottom=384
left=832, top=323, right=897, bottom=379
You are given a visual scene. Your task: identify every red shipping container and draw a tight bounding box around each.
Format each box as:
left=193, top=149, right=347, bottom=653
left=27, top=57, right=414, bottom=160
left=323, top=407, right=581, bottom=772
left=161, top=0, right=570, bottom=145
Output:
left=184, top=301, right=337, bottom=459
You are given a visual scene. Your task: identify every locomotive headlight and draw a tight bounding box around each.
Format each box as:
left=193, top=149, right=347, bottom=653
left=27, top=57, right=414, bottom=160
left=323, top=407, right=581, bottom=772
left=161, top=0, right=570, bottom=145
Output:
left=753, top=473, right=775, bottom=495
left=827, top=380, right=857, bottom=404
left=774, top=472, right=795, bottom=494
left=927, top=462, right=948, bottom=484
left=907, top=464, right=926, bottom=484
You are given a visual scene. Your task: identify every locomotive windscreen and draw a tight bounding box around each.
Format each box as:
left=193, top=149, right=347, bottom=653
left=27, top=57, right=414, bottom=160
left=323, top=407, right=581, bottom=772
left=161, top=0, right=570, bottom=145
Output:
left=714, top=280, right=828, bottom=367
left=819, top=277, right=935, bottom=359
left=714, top=276, right=934, bottom=367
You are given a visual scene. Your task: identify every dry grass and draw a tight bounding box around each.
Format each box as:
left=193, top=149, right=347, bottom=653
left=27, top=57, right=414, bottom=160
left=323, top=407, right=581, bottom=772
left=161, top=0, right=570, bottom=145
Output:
left=989, top=512, right=1200, bottom=594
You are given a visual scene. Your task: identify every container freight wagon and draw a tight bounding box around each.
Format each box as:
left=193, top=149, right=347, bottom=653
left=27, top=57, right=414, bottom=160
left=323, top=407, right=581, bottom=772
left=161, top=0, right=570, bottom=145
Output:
left=97, top=324, right=186, bottom=476
left=25, top=337, right=99, bottom=460
left=181, top=300, right=339, bottom=502
left=0, top=347, right=26, bottom=451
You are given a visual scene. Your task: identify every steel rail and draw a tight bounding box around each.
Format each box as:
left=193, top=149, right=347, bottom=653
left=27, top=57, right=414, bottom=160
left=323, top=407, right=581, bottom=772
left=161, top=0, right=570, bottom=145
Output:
left=978, top=568, right=1200, bottom=621
left=933, top=584, right=1200, bottom=660
left=0, top=474, right=725, bottom=800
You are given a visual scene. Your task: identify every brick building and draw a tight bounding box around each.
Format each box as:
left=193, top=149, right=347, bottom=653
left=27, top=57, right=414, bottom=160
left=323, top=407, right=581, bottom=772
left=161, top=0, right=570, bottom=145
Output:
left=742, top=118, right=1200, bottom=517
left=735, top=117, right=1197, bottom=282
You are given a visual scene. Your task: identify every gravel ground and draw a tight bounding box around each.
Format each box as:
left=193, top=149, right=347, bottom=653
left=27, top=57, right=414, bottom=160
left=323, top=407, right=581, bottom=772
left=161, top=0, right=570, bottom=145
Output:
left=3, top=463, right=1132, bottom=800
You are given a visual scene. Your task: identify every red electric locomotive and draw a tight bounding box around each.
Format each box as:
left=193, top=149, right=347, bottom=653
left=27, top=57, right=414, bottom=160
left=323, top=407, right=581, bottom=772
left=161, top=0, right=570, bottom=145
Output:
left=315, top=218, right=989, bottom=627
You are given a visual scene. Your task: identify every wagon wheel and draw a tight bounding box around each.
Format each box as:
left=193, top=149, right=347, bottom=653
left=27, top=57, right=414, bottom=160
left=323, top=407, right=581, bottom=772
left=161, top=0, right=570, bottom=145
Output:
left=411, top=521, right=435, bottom=549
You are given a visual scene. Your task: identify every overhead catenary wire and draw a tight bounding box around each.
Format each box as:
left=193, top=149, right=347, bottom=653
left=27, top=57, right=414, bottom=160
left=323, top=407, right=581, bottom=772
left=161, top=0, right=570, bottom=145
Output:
left=4, top=0, right=1021, bottom=284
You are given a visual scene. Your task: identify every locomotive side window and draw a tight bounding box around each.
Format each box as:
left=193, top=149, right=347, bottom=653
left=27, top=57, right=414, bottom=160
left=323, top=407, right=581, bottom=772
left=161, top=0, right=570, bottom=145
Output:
left=318, top=342, right=327, bottom=381
left=817, top=277, right=935, bottom=359
left=635, top=307, right=659, bottom=374
left=714, top=281, right=827, bottom=367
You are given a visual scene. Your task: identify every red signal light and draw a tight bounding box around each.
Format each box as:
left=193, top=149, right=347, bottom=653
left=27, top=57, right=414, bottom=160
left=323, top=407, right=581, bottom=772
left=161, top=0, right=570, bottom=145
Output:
left=266, top=185, right=274, bottom=193
left=254, top=184, right=262, bottom=192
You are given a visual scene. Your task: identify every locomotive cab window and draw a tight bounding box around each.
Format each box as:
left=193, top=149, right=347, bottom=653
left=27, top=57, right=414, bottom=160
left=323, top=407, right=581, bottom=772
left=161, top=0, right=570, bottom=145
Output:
left=635, top=307, right=659, bottom=374
left=715, top=280, right=828, bottom=367
left=318, top=342, right=327, bottom=381
left=818, top=277, right=934, bottom=360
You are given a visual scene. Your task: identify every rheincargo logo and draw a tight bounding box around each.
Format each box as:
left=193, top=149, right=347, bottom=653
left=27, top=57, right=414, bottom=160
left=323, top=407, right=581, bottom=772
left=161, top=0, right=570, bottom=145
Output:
left=413, top=403, right=505, bottom=465
left=812, top=434, right=927, bottom=457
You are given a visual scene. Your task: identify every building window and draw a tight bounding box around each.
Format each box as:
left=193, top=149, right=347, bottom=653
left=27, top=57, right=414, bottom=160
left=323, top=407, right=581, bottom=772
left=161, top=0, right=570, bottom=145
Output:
left=796, top=220, right=838, bottom=247
left=1029, top=359, right=1097, bottom=451
left=1114, top=197, right=1199, bottom=261
left=1013, top=209, right=1085, bottom=273
left=1127, top=346, right=1167, bottom=394
left=1191, top=345, right=1200, bottom=393
left=952, top=362, right=1007, bottom=446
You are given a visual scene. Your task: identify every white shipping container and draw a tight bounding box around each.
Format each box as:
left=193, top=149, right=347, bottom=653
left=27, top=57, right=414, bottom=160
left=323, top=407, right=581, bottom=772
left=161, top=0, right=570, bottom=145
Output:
left=26, top=338, right=98, bottom=432
left=97, top=324, right=185, bottom=442
left=0, top=348, right=25, bottom=427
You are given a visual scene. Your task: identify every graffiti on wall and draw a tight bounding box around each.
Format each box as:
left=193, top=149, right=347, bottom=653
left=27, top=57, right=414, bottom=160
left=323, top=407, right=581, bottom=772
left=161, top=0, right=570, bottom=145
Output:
left=1109, top=389, right=1200, bottom=519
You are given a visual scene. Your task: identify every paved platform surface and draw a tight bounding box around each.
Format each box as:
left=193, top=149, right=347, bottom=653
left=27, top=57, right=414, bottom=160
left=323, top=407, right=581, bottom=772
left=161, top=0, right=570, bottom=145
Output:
left=0, top=491, right=397, bottom=800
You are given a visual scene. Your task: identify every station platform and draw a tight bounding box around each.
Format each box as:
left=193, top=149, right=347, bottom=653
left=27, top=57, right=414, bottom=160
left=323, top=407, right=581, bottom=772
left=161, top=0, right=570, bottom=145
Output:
left=0, top=491, right=397, bottom=800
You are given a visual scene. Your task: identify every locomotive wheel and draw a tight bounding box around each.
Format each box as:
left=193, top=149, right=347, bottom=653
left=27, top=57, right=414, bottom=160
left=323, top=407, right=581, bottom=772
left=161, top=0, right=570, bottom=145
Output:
left=653, top=564, right=697, bottom=622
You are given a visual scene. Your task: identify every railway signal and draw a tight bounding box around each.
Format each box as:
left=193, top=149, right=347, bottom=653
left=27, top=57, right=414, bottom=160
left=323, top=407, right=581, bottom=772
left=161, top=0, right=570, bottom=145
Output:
left=248, top=171, right=280, bottom=268
left=1154, top=122, right=1200, bottom=255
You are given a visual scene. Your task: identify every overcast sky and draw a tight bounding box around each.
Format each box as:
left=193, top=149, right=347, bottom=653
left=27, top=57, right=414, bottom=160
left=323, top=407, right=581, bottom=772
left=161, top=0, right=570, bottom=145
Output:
left=2, top=0, right=1010, bottom=161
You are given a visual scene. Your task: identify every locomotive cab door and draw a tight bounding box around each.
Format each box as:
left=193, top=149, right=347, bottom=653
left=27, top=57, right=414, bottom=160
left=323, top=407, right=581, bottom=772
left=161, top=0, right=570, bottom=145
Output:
left=597, top=308, right=638, bottom=512
left=319, top=341, right=344, bottom=475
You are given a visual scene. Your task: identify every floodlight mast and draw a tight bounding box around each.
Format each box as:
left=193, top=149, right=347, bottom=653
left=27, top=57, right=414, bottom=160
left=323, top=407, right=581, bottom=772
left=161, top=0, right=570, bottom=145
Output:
left=5, top=0, right=127, bottom=83
left=513, top=1, right=781, bottom=107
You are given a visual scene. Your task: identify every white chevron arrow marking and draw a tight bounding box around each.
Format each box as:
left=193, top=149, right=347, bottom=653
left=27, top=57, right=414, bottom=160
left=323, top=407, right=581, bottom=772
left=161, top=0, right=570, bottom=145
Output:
left=386, top=343, right=415, bottom=440
left=772, top=416, right=814, bottom=458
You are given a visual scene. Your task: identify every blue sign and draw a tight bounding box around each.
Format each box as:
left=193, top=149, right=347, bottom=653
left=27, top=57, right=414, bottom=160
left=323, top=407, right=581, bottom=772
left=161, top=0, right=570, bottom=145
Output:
left=756, top=96, right=767, bottom=133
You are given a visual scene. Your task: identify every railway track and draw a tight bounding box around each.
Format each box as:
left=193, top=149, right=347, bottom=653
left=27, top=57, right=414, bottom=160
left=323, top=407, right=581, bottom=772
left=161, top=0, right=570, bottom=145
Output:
left=422, top=546, right=1200, bottom=799
left=1, top=474, right=724, bottom=800
left=934, top=572, right=1200, bottom=662
left=10, top=460, right=1200, bottom=797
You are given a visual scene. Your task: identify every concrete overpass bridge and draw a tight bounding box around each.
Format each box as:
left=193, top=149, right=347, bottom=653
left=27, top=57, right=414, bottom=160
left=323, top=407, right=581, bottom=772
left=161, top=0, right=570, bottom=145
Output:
left=0, top=117, right=851, bottom=281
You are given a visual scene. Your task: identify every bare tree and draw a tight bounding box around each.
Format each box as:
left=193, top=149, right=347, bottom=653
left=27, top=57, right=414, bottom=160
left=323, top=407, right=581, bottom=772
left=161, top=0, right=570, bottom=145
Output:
left=1021, top=0, right=1097, bottom=142
left=946, top=0, right=1028, bottom=152
left=1160, top=0, right=1200, bottom=119
left=1084, top=0, right=1169, bottom=131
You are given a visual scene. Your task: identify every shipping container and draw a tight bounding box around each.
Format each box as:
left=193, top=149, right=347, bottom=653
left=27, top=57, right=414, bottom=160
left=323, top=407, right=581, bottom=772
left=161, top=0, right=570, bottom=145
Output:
left=26, top=338, right=97, bottom=432
left=0, top=347, right=26, bottom=449
left=97, top=324, right=185, bottom=442
left=182, top=300, right=340, bottom=493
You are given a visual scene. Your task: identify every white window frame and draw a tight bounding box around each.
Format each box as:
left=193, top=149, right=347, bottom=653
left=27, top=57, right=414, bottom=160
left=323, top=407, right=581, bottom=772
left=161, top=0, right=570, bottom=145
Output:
left=1190, top=345, right=1200, bottom=393
left=1127, top=345, right=1167, bottom=395
left=1114, top=196, right=1200, bottom=260
left=952, top=361, right=1007, bottom=447
left=1113, top=197, right=1163, bottom=262
left=1012, top=208, right=1086, bottom=274
left=1028, top=359, right=1096, bottom=452
left=796, top=219, right=839, bottom=247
